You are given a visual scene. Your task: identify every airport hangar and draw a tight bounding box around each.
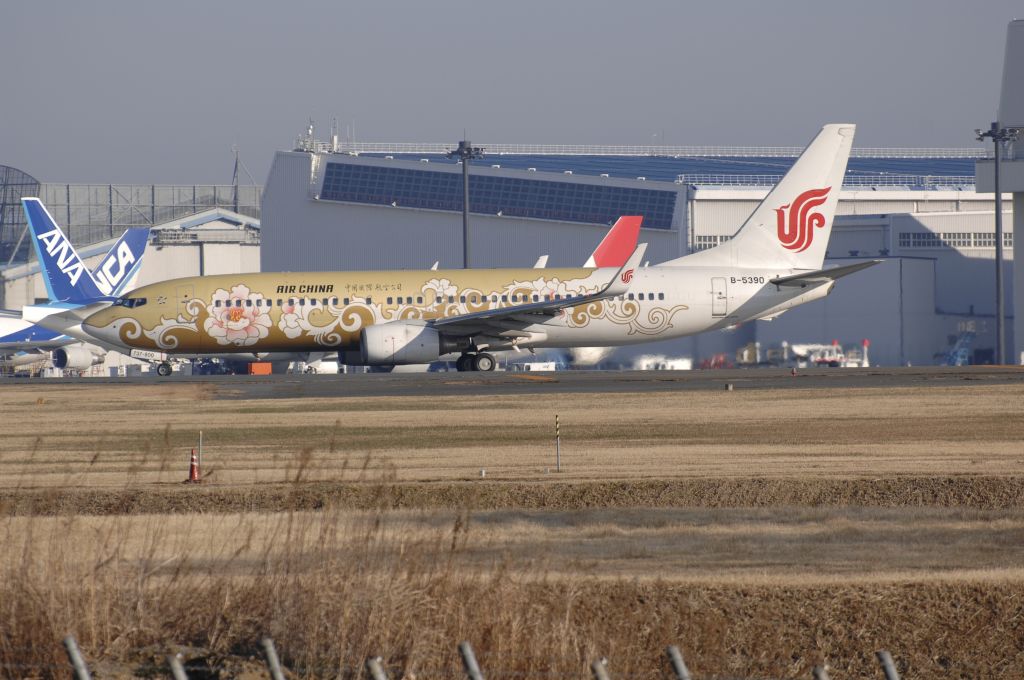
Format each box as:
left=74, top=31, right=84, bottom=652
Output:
left=261, top=139, right=1012, bottom=367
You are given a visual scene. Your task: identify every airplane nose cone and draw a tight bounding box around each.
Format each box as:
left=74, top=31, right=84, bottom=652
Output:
left=83, top=310, right=128, bottom=347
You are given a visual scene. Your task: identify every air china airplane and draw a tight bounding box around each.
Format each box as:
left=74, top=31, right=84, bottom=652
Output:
left=79, top=124, right=876, bottom=374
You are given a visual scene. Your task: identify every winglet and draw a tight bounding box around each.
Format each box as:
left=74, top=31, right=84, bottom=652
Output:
left=602, top=243, right=647, bottom=297
left=585, top=216, right=643, bottom=268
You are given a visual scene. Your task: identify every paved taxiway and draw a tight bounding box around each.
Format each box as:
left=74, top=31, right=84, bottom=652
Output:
left=4, top=366, right=1023, bottom=399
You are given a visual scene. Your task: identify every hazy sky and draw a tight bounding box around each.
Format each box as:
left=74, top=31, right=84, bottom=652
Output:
left=2, top=1, right=1019, bottom=184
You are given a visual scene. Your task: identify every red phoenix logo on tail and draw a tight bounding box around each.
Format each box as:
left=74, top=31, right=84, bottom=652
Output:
left=775, top=187, right=831, bottom=253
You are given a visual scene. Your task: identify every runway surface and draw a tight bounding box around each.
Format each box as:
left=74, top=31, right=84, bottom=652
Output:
left=4, top=365, right=1023, bottom=399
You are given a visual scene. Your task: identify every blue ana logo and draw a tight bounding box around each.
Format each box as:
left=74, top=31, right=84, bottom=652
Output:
left=36, top=228, right=87, bottom=287
left=93, top=241, right=136, bottom=295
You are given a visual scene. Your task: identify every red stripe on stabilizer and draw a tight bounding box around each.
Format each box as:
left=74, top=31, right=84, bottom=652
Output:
left=591, top=216, right=643, bottom=267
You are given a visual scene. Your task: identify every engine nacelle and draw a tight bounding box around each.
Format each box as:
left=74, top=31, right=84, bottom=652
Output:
left=51, top=345, right=104, bottom=370
left=359, top=322, right=454, bottom=366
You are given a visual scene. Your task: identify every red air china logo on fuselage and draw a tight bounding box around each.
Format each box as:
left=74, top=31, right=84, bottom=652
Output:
left=620, top=269, right=634, bottom=284
left=775, top=187, right=831, bottom=253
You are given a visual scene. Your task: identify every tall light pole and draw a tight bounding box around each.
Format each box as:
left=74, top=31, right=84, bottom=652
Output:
left=446, top=140, right=484, bottom=268
left=976, top=122, right=1020, bottom=364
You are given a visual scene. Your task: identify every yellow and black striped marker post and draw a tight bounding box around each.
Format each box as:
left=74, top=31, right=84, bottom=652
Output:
left=555, top=413, right=561, bottom=472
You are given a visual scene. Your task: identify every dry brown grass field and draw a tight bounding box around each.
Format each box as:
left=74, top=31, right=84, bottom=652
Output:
left=2, top=380, right=1024, bottom=678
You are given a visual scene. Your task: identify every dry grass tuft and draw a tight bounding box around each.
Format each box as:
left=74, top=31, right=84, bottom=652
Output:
left=2, top=500, right=1024, bottom=679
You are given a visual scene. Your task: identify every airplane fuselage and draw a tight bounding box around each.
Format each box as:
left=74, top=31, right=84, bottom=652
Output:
left=81, top=265, right=830, bottom=359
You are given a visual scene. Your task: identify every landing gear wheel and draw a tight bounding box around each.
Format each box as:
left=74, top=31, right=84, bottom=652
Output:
left=456, top=355, right=473, bottom=372
left=156, top=362, right=172, bottom=377
left=473, top=353, right=496, bottom=372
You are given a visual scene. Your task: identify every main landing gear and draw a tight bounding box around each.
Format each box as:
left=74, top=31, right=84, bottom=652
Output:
left=156, top=362, right=173, bottom=377
left=456, top=352, right=496, bottom=372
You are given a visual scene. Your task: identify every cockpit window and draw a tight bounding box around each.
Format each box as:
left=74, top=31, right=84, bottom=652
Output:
left=115, top=297, right=147, bottom=308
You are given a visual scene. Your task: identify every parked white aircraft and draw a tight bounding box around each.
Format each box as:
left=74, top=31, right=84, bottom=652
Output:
left=72, top=124, right=876, bottom=373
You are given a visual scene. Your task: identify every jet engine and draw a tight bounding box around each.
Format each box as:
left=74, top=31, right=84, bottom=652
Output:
left=51, top=345, right=104, bottom=370
left=360, top=322, right=462, bottom=365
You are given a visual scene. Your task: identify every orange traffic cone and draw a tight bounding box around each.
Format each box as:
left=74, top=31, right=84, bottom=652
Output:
left=187, top=449, right=200, bottom=483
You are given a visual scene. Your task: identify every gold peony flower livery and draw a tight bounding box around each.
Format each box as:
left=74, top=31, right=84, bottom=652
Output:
left=203, top=284, right=272, bottom=347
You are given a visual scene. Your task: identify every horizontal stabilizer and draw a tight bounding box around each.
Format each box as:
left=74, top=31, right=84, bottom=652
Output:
left=770, top=260, right=881, bottom=287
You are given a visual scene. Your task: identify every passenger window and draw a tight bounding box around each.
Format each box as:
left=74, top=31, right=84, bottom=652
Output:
left=460, top=295, right=466, bottom=303
left=343, top=298, right=350, bottom=305
left=491, top=295, right=497, bottom=302
left=300, top=299, right=307, bottom=306
left=638, top=293, right=645, bottom=301
left=323, top=298, right=329, bottom=305
left=628, top=293, right=635, bottom=301
left=246, top=299, right=252, bottom=307
left=366, top=297, right=373, bottom=304
left=659, top=293, right=665, bottom=300
left=234, top=300, right=241, bottom=307
left=448, top=295, right=454, bottom=303
left=387, top=297, right=393, bottom=305
left=417, top=296, right=423, bottom=304
left=215, top=300, right=221, bottom=308
left=501, top=295, right=508, bottom=303
left=532, top=294, right=539, bottom=302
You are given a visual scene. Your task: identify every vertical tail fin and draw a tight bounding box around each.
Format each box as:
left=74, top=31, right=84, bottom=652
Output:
left=92, top=226, right=150, bottom=296
left=666, top=124, right=855, bottom=270
left=23, top=198, right=103, bottom=302
left=22, top=198, right=150, bottom=302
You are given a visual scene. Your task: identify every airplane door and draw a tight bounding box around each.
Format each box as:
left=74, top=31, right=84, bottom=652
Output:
left=176, top=285, right=195, bottom=316
left=711, top=277, right=727, bottom=317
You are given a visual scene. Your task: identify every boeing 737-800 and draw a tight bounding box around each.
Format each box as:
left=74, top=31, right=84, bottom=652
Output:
left=80, top=124, right=876, bottom=373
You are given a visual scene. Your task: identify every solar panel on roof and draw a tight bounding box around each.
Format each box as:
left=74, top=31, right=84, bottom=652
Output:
left=320, top=163, right=677, bottom=228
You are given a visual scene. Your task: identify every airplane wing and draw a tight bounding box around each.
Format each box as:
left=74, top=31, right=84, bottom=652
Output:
left=770, top=260, right=881, bottom=288
left=432, top=244, right=646, bottom=337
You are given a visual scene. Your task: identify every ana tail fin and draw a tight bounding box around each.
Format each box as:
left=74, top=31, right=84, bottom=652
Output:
left=92, top=227, right=150, bottom=296
left=22, top=198, right=103, bottom=302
